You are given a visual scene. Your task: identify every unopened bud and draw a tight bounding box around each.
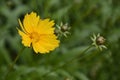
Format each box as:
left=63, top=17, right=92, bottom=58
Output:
left=55, top=22, right=70, bottom=37
left=96, top=36, right=105, bottom=45
left=61, top=23, right=69, bottom=32
left=91, top=33, right=107, bottom=51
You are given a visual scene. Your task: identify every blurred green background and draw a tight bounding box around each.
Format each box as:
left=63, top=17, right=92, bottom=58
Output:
left=0, top=0, right=120, bottom=80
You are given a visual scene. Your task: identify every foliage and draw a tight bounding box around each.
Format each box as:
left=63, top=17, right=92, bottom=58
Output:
left=0, top=0, right=120, bottom=80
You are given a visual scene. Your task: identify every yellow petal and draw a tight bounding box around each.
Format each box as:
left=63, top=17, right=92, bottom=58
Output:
left=18, top=29, right=31, bottom=47
left=32, top=34, right=59, bottom=54
left=18, top=19, right=27, bottom=33
left=23, top=12, right=40, bottom=33
left=32, top=42, right=48, bottom=53
left=37, top=19, right=55, bottom=34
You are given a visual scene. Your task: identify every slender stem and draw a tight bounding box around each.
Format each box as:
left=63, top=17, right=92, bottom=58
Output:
left=3, top=47, right=25, bottom=80
left=41, top=45, right=93, bottom=78
left=58, top=45, right=93, bottom=68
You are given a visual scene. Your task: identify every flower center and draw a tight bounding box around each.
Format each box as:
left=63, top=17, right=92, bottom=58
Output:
left=29, top=32, right=40, bottom=42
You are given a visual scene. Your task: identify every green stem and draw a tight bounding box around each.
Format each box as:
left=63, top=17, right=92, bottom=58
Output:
left=3, top=47, right=25, bottom=80
left=41, top=45, right=93, bottom=78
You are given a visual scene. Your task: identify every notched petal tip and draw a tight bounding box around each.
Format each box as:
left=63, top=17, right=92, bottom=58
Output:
left=30, top=11, right=37, bottom=15
left=29, top=11, right=40, bottom=19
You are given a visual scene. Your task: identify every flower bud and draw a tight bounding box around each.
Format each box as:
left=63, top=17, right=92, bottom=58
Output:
left=91, top=33, right=107, bottom=51
left=96, top=36, right=105, bottom=45
left=61, top=23, right=69, bottom=32
left=55, top=22, right=70, bottom=37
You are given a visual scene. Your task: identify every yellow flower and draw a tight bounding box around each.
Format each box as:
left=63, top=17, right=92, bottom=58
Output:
left=17, top=12, right=59, bottom=54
